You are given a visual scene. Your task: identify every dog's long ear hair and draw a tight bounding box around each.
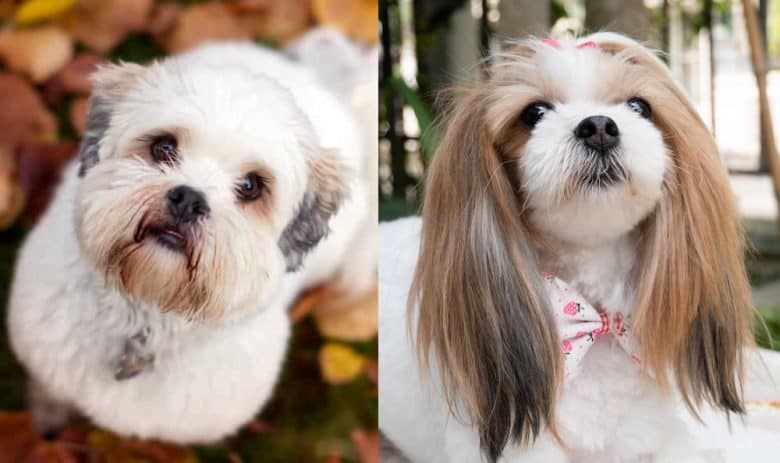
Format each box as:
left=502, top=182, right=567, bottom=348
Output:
left=279, top=148, right=348, bottom=271
left=410, top=86, right=561, bottom=461
left=594, top=33, right=753, bottom=415
left=78, top=62, right=145, bottom=176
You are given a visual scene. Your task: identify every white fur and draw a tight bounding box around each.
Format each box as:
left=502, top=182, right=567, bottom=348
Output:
left=7, top=39, right=374, bottom=443
left=379, top=34, right=780, bottom=462
left=379, top=218, right=780, bottom=463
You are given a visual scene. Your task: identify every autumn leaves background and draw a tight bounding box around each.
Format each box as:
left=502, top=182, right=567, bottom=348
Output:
left=0, top=0, right=378, bottom=462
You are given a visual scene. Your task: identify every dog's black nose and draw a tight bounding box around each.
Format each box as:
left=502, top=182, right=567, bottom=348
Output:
left=166, top=185, right=209, bottom=223
left=574, top=115, right=620, bottom=153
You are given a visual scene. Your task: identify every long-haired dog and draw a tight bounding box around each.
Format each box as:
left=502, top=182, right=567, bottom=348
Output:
left=7, top=34, right=375, bottom=443
left=379, top=33, right=761, bottom=462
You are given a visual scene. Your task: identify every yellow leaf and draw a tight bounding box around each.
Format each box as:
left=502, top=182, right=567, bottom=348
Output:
left=319, top=342, right=365, bottom=385
left=14, top=0, right=76, bottom=25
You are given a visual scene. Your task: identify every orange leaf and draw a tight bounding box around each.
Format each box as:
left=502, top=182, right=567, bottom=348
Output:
left=290, top=284, right=328, bottom=323
left=69, top=97, right=88, bottom=135
left=0, top=74, right=57, bottom=148
left=0, top=26, right=73, bottom=83
left=0, top=411, right=39, bottom=463
left=237, top=0, right=312, bottom=45
left=350, top=429, right=379, bottom=463
left=161, top=2, right=250, bottom=54
left=86, top=429, right=198, bottom=463
left=16, top=141, right=77, bottom=225
left=0, top=147, right=24, bottom=230
left=312, top=0, right=378, bottom=44
left=58, top=0, right=153, bottom=53
left=313, top=285, right=378, bottom=341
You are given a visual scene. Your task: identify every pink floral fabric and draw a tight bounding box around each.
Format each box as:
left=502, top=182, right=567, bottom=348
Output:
left=541, top=273, right=641, bottom=379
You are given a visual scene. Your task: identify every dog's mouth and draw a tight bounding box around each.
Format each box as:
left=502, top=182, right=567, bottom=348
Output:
left=149, top=224, right=187, bottom=251
left=133, top=213, right=190, bottom=253
left=581, top=150, right=628, bottom=189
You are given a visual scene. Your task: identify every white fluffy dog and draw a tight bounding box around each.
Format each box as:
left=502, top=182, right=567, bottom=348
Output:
left=379, top=33, right=777, bottom=462
left=7, top=35, right=374, bottom=443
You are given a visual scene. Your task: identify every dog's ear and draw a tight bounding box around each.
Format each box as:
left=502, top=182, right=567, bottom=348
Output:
left=78, top=62, right=145, bottom=176
left=278, top=149, right=348, bottom=271
left=593, top=34, right=754, bottom=416
left=411, top=88, right=561, bottom=462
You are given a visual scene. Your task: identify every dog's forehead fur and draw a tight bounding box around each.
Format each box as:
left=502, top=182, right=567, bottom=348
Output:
left=104, top=61, right=315, bottom=174
left=486, top=36, right=668, bottom=137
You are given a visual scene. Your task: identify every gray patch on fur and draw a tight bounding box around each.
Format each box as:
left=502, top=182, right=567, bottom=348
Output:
left=114, top=328, right=155, bottom=380
left=77, top=96, right=112, bottom=177
left=278, top=191, right=341, bottom=272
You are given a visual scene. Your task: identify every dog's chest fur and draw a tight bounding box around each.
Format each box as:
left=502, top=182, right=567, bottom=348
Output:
left=529, top=234, right=692, bottom=458
left=546, top=233, right=637, bottom=316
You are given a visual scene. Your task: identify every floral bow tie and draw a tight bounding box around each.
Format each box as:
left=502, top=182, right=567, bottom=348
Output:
left=541, top=273, right=641, bottom=379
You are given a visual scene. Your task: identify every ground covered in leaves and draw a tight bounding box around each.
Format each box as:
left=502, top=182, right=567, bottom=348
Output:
left=0, top=0, right=378, bottom=462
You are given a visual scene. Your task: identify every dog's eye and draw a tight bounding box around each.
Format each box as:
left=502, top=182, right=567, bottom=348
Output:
left=150, top=135, right=178, bottom=165
left=627, top=97, right=651, bottom=119
left=236, top=173, right=265, bottom=202
left=519, top=102, right=553, bottom=128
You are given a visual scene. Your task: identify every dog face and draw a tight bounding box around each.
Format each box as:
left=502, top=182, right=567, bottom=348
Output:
left=506, top=41, right=668, bottom=244
left=412, top=33, right=752, bottom=461
left=74, top=54, right=346, bottom=323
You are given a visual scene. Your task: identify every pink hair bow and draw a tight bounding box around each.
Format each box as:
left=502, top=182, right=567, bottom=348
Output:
left=542, top=274, right=641, bottom=379
left=541, top=38, right=598, bottom=50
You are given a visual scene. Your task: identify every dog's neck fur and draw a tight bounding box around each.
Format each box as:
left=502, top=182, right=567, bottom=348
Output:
left=540, top=230, right=639, bottom=315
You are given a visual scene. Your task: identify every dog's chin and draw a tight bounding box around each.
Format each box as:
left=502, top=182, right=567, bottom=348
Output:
left=528, top=166, right=661, bottom=246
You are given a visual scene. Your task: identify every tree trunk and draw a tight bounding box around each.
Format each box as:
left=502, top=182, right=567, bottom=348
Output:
left=496, top=0, right=551, bottom=41
left=585, top=0, right=651, bottom=41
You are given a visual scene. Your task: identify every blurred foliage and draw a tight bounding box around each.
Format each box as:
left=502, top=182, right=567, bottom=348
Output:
left=0, top=0, right=378, bottom=462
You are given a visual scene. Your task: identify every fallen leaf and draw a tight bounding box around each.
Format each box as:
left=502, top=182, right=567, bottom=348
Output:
left=242, top=419, right=273, bottom=436
left=290, top=285, right=327, bottom=322
left=41, top=53, right=102, bottom=105
left=319, top=342, right=365, bottom=385
left=16, top=141, right=77, bottom=225
left=58, top=0, right=153, bottom=52
left=69, top=97, right=88, bottom=135
left=147, top=2, right=180, bottom=39
left=86, top=429, right=197, bottom=462
left=363, top=357, right=377, bottom=385
left=0, top=0, right=14, bottom=21
left=313, top=285, right=378, bottom=341
left=0, top=411, right=39, bottom=462
left=237, top=0, right=313, bottom=45
left=350, top=429, right=379, bottom=463
left=24, top=442, right=78, bottom=463
left=324, top=445, right=341, bottom=463
left=162, top=1, right=250, bottom=53
left=14, top=0, right=76, bottom=26
left=0, top=74, right=57, bottom=148
left=0, top=26, right=74, bottom=82
left=312, top=0, right=378, bottom=43
left=0, top=147, right=24, bottom=229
